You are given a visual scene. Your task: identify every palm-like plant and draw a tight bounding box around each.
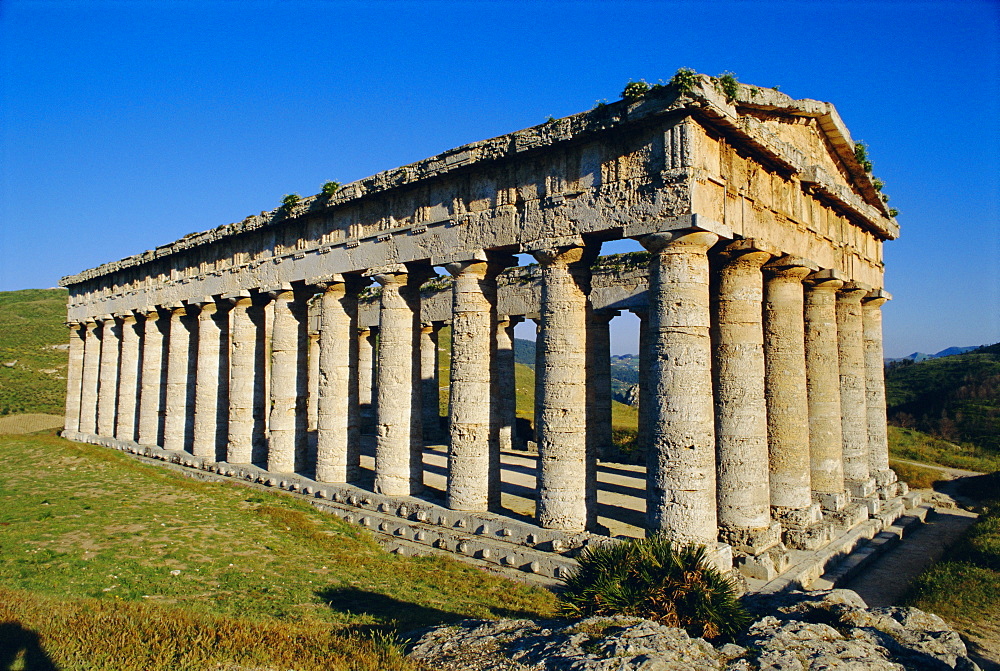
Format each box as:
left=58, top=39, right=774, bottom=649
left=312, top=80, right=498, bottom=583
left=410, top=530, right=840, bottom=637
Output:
left=560, top=536, right=750, bottom=641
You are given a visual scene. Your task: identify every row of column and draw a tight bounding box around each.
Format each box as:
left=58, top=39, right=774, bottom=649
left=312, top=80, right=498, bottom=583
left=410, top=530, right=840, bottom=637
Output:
left=63, top=232, right=895, bottom=552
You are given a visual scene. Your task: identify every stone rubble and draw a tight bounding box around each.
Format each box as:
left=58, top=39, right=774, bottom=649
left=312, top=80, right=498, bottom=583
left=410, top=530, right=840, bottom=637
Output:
left=406, top=590, right=980, bottom=670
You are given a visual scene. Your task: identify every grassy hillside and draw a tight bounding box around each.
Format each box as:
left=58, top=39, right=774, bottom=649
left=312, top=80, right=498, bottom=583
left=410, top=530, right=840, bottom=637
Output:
left=0, top=430, right=556, bottom=670
left=886, top=343, right=1000, bottom=454
left=0, top=288, right=69, bottom=415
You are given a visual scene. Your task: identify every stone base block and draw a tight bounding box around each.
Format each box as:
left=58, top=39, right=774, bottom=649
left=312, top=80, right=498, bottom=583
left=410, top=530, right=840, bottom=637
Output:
left=855, top=495, right=881, bottom=516
left=877, top=483, right=900, bottom=500
left=875, top=468, right=898, bottom=487
left=782, top=519, right=834, bottom=550
left=718, top=521, right=783, bottom=555
left=846, top=478, right=877, bottom=499
left=812, top=491, right=848, bottom=512
left=704, top=542, right=734, bottom=574
left=827, top=501, right=870, bottom=531
left=897, top=481, right=910, bottom=496
left=772, top=502, right=824, bottom=528
left=733, top=542, right=790, bottom=581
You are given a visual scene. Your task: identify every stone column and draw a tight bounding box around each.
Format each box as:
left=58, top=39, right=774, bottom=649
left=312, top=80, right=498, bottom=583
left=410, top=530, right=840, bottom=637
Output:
left=446, top=259, right=497, bottom=511
left=837, top=283, right=876, bottom=500
left=495, top=315, right=522, bottom=452
left=63, top=322, right=86, bottom=434
left=307, top=331, right=321, bottom=432
left=115, top=313, right=141, bottom=442
left=632, top=308, right=651, bottom=455
left=640, top=230, right=719, bottom=546
left=587, top=311, right=617, bottom=462
left=804, top=272, right=847, bottom=510
left=227, top=294, right=257, bottom=464
left=96, top=316, right=120, bottom=437
left=372, top=268, right=426, bottom=496
left=763, top=258, right=827, bottom=548
left=192, top=299, right=226, bottom=460
left=531, top=245, right=593, bottom=531
left=863, top=291, right=897, bottom=498
left=268, top=289, right=307, bottom=473
left=79, top=319, right=101, bottom=435
left=164, top=305, right=194, bottom=453
left=137, top=308, right=166, bottom=446
left=420, top=323, right=442, bottom=443
left=712, top=243, right=782, bottom=565
left=357, top=327, right=377, bottom=431
left=316, top=276, right=364, bottom=483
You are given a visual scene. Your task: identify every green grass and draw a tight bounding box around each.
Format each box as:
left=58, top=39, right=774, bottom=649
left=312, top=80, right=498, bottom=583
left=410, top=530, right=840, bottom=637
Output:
left=0, top=288, right=70, bottom=415
left=0, top=429, right=557, bottom=669
left=888, top=459, right=943, bottom=490
left=888, top=425, right=1000, bottom=473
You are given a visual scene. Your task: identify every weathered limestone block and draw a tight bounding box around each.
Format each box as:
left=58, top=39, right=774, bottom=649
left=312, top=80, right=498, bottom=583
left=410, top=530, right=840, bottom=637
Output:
left=79, top=319, right=101, bottom=435
left=804, top=273, right=847, bottom=511
left=63, top=322, right=85, bottom=433
left=115, top=313, right=141, bottom=442
left=531, top=245, right=593, bottom=531
left=163, top=305, right=194, bottom=452
left=641, top=230, right=719, bottom=546
left=227, top=295, right=257, bottom=464
left=137, top=308, right=166, bottom=446
left=373, top=269, right=424, bottom=496
left=192, top=300, right=228, bottom=460
left=712, top=244, right=780, bottom=555
left=837, top=284, right=876, bottom=500
left=268, top=290, right=307, bottom=473
left=586, top=311, right=616, bottom=462
left=495, top=315, right=521, bottom=452
left=96, top=316, right=120, bottom=437
left=446, top=259, right=498, bottom=511
left=863, top=292, right=898, bottom=498
left=316, top=277, right=364, bottom=483
left=419, top=322, right=442, bottom=443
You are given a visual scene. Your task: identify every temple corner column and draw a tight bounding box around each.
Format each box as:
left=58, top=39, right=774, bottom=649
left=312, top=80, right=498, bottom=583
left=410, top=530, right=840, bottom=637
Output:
left=863, top=289, right=899, bottom=499
left=63, top=321, right=86, bottom=436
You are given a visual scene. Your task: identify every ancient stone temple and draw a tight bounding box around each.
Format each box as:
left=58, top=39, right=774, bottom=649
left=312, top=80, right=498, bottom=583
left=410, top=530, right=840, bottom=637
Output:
left=60, top=75, right=907, bottom=582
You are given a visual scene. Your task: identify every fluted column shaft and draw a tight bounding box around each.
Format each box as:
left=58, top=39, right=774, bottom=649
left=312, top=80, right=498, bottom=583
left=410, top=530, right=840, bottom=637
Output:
left=268, top=290, right=306, bottom=473
left=96, top=317, right=120, bottom=437
left=837, top=285, right=874, bottom=497
left=446, top=260, right=497, bottom=511
left=634, top=309, right=651, bottom=455
left=641, top=231, right=719, bottom=546
left=227, top=296, right=257, bottom=464
left=533, top=246, right=592, bottom=531
left=164, top=306, right=194, bottom=452
left=115, top=314, right=141, bottom=442
left=373, top=270, right=424, bottom=496
left=137, top=309, right=166, bottom=446
left=763, top=263, right=814, bottom=512
left=805, top=275, right=846, bottom=506
left=420, top=323, right=442, bottom=442
left=193, top=301, right=226, bottom=459
left=863, top=294, right=895, bottom=493
left=307, top=332, right=321, bottom=432
left=316, top=279, right=363, bottom=483
left=63, top=322, right=85, bottom=433
left=358, top=327, right=376, bottom=430
left=495, top=315, right=521, bottom=452
left=586, top=311, right=616, bottom=462
left=79, top=320, right=101, bottom=434
left=713, top=248, right=773, bottom=535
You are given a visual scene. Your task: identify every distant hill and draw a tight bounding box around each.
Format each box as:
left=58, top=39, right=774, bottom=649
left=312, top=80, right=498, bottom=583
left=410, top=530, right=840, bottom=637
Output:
left=515, top=339, right=640, bottom=404
left=885, top=346, right=978, bottom=363
left=885, top=343, right=1000, bottom=454
left=0, top=288, right=70, bottom=415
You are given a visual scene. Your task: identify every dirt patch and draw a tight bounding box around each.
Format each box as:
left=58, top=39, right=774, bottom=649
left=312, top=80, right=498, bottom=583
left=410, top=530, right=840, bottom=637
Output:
left=0, top=414, right=63, bottom=434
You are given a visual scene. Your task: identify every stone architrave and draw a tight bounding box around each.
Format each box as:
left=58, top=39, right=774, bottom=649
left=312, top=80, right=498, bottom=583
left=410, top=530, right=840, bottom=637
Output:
left=63, top=322, right=86, bottom=433
left=837, top=283, right=876, bottom=499
left=268, top=289, right=307, bottom=473
left=419, top=323, right=442, bottom=443
left=804, top=272, right=847, bottom=510
left=164, top=305, right=194, bottom=453
left=115, top=313, right=141, bottom=442
left=863, top=291, right=897, bottom=496
left=495, top=315, right=522, bottom=452
left=79, top=319, right=101, bottom=435
left=227, top=294, right=257, bottom=464
left=640, top=230, right=719, bottom=547
left=531, top=245, right=593, bottom=531
left=96, top=316, right=120, bottom=437
left=192, top=300, right=225, bottom=459
left=137, top=308, right=166, bottom=446
left=372, top=267, right=426, bottom=496
left=712, top=243, right=779, bottom=553
left=446, top=258, right=497, bottom=512
left=316, top=276, right=364, bottom=483
left=586, top=311, right=617, bottom=464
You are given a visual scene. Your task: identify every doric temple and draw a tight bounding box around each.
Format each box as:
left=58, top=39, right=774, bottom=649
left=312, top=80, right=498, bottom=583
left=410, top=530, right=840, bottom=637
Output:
left=59, top=75, right=908, bottom=583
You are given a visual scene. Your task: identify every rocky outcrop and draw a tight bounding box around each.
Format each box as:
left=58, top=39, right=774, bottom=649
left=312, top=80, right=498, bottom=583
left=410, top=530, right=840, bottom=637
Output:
left=406, top=589, right=980, bottom=670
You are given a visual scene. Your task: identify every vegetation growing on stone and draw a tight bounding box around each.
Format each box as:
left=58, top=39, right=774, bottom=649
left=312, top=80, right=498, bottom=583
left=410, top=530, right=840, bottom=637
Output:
left=711, top=71, right=740, bottom=103
left=853, top=141, right=874, bottom=173
left=280, top=193, right=301, bottom=210
left=669, top=67, right=699, bottom=95
left=621, top=79, right=651, bottom=101
left=321, top=181, right=341, bottom=196
left=559, top=536, right=750, bottom=641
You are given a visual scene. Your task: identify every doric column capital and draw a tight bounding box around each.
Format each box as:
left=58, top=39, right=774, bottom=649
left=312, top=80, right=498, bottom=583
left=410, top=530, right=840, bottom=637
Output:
left=805, top=268, right=846, bottom=292
left=837, top=282, right=870, bottom=305
left=445, top=259, right=488, bottom=279
left=863, top=288, right=892, bottom=308
left=497, top=314, right=524, bottom=327
left=717, top=238, right=778, bottom=267
left=65, top=321, right=82, bottom=329
left=640, top=229, right=719, bottom=253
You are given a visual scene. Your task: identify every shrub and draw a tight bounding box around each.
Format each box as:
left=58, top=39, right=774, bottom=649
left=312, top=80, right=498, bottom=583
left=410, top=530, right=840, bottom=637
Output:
left=281, top=193, right=301, bottom=211
left=559, top=536, right=750, bottom=641
left=621, top=79, right=651, bottom=101
left=669, top=67, right=699, bottom=95
left=712, top=71, right=740, bottom=103
left=321, top=181, right=341, bottom=196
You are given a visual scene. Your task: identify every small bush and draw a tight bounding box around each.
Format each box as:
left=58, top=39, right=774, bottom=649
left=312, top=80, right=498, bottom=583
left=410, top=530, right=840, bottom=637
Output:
left=280, top=193, right=301, bottom=211
left=621, top=80, right=651, bottom=101
left=559, top=536, right=750, bottom=641
left=854, top=141, right=874, bottom=173
left=712, top=72, right=740, bottom=103
left=669, top=67, right=699, bottom=95
left=321, top=181, right=341, bottom=196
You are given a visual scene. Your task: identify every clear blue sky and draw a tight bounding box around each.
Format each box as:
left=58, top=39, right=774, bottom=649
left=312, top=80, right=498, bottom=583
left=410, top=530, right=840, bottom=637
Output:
left=1, top=0, right=997, bottom=357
